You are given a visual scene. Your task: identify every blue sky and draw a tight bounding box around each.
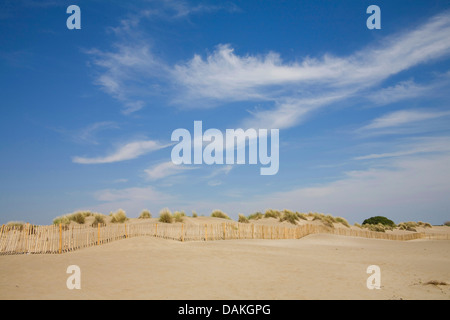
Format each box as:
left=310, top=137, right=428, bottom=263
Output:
left=1, top=0, right=450, bottom=225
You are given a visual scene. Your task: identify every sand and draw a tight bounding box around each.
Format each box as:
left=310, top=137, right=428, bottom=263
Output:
left=1, top=233, right=449, bottom=300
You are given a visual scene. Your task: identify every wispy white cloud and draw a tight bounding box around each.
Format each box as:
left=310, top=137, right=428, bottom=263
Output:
left=206, top=165, right=233, bottom=186
left=360, top=109, right=450, bottom=131
left=86, top=44, right=167, bottom=114
left=367, top=80, right=430, bottom=106
left=90, top=8, right=450, bottom=127
left=354, top=136, right=450, bottom=160
left=73, top=140, right=170, bottom=164
left=154, top=0, right=240, bottom=19
left=87, top=0, right=240, bottom=114
left=75, top=121, right=118, bottom=145
left=172, top=12, right=450, bottom=128
left=241, top=93, right=350, bottom=129
left=144, top=161, right=197, bottom=180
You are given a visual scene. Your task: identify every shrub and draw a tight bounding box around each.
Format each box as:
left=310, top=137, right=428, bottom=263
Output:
left=91, top=214, right=106, bottom=227
left=159, top=208, right=173, bottom=223
left=173, top=211, right=185, bottom=223
left=264, top=209, right=281, bottom=219
left=110, top=209, right=128, bottom=223
left=211, top=210, right=231, bottom=220
left=238, top=214, right=249, bottom=223
left=248, top=212, right=263, bottom=220
left=192, top=211, right=198, bottom=218
left=444, top=221, right=450, bottom=227
left=362, top=216, right=396, bottom=228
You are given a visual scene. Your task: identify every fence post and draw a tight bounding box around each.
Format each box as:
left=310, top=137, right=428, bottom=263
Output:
left=252, top=224, right=254, bottom=239
left=0, top=224, right=4, bottom=253
left=204, top=224, right=207, bottom=241
left=125, top=223, right=128, bottom=239
left=25, top=223, right=30, bottom=254
left=97, top=223, right=100, bottom=245
left=223, top=223, right=226, bottom=240
left=181, top=224, right=184, bottom=242
left=59, top=223, right=62, bottom=254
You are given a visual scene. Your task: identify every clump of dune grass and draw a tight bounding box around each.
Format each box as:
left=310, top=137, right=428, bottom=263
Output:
left=397, top=222, right=418, bottom=232
left=296, top=212, right=308, bottom=220
left=71, top=212, right=86, bottom=224
left=91, top=214, right=106, bottom=227
left=53, top=210, right=93, bottom=225
left=6, top=221, right=26, bottom=230
left=362, top=223, right=387, bottom=233
left=264, top=209, right=281, bottom=219
left=354, top=222, right=362, bottom=228
left=322, top=215, right=336, bottom=228
left=238, top=214, right=249, bottom=223
left=335, top=217, right=350, bottom=228
left=310, top=212, right=325, bottom=221
left=173, top=211, right=185, bottom=223
left=110, top=209, right=128, bottom=223
left=417, top=221, right=432, bottom=228
left=53, top=215, right=71, bottom=225
left=159, top=208, right=173, bottom=223
left=308, top=213, right=336, bottom=228
left=192, top=211, right=198, bottom=218
left=279, top=210, right=300, bottom=225
left=248, top=212, right=263, bottom=220
left=211, top=210, right=231, bottom=220
left=138, top=209, right=151, bottom=219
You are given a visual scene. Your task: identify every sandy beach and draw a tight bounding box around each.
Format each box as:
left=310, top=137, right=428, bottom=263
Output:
left=1, top=232, right=449, bottom=300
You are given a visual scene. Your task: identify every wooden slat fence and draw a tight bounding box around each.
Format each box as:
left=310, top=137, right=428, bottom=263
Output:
left=0, top=222, right=447, bottom=255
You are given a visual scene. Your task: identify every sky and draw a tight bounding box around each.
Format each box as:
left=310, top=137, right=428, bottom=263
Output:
left=1, top=0, right=450, bottom=225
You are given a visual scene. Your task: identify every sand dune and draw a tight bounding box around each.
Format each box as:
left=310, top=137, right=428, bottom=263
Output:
left=1, top=233, right=449, bottom=300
